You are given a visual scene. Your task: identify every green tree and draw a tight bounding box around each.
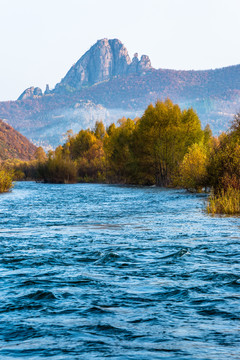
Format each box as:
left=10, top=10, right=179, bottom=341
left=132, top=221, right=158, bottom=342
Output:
left=134, top=100, right=204, bottom=186
left=104, top=118, right=137, bottom=183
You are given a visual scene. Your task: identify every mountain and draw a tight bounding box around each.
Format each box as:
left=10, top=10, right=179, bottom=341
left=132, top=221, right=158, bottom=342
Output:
left=0, top=119, right=37, bottom=160
left=0, top=38, right=239, bottom=148
left=54, top=38, right=151, bottom=93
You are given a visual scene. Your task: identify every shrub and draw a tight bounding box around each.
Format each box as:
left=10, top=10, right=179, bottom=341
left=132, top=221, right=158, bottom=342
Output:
left=207, top=187, right=240, bottom=215
left=0, top=170, right=13, bottom=193
left=38, top=158, right=77, bottom=184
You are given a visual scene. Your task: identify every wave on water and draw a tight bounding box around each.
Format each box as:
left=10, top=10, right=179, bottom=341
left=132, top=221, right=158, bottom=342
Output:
left=0, top=182, right=240, bottom=359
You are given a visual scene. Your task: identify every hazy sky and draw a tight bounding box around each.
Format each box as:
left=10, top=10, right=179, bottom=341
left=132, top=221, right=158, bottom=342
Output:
left=0, top=0, right=239, bottom=101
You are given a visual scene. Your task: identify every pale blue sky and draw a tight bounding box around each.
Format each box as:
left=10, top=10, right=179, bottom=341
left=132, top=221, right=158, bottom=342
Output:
left=0, top=0, right=239, bottom=101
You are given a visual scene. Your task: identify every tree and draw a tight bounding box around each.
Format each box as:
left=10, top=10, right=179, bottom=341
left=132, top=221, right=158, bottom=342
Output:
left=134, top=100, right=204, bottom=186
left=94, top=120, right=106, bottom=140
left=178, top=143, right=208, bottom=192
left=68, top=130, right=97, bottom=159
left=104, top=118, right=137, bottom=183
left=34, top=147, right=47, bottom=162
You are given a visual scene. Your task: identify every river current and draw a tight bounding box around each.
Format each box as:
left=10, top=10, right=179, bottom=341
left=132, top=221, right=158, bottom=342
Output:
left=0, top=182, right=239, bottom=359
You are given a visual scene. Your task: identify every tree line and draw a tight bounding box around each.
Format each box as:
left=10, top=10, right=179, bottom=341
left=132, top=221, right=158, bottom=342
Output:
left=36, top=99, right=211, bottom=187
left=2, top=99, right=240, bottom=214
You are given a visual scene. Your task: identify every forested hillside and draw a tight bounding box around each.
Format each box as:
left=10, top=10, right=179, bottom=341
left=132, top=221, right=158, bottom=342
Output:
left=0, top=119, right=37, bottom=160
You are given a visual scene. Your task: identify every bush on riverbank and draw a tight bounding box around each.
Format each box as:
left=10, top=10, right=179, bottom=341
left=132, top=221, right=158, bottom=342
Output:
left=206, top=112, right=240, bottom=214
left=207, top=187, right=240, bottom=215
left=0, top=169, right=13, bottom=192
left=37, top=149, right=77, bottom=183
left=176, top=143, right=209, bottom=192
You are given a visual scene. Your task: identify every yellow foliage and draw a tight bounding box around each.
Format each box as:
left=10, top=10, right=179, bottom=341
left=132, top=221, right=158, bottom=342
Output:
left=207, top=187, right=240, bottom=215
left=178, top=143, right=207, bottom=191
left=0, top=170, right=13, bottom=193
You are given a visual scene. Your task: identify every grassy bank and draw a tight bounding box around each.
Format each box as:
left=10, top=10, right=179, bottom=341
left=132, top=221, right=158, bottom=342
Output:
left=207, top=187, right=240, bottom=215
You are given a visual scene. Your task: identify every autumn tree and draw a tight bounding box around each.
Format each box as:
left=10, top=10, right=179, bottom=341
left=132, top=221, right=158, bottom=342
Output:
left=133, top=100, right=204, bottom=186
left=178, top=143, right=208, bottom=192
left=104, top=117, right=137, bottom=183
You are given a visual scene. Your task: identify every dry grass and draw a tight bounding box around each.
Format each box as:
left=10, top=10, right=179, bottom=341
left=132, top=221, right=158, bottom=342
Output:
left=207, top=187, right=240, bottom=215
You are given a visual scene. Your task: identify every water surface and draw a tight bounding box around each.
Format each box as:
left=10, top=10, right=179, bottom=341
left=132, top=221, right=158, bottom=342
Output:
left=0, top=182, right=239, bottom=359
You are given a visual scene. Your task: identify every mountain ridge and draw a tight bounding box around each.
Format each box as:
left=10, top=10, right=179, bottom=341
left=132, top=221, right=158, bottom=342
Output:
left=0, top=38, right=239, bottom=148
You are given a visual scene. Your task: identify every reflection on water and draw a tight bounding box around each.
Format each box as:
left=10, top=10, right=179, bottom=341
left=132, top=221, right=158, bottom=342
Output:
left=0, top=182, right=239, bottom=359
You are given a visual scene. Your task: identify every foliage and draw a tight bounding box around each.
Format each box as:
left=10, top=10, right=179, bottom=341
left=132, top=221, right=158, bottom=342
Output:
left=38, top=158, right=77, bottom=184
left=94, top=120, right=106, bottom=140
left=68, top=130, right=97, bottom=159
left=104, top=117, right=137, bottom=183
left=207, top=187, right=240, bottom=215
left=34, top=147, right=47, bottom=162
left=177, top=143, right=208, bottom=192
left=132, top=99, right=204, bottom=186
left=207, top=115, right=240, bottom=192
left=37, top=147, right=77, bottom=183
left=206, top=112, right=240, bottom=214
left=0, top=119, right=37, bottom=161
left=0, top=169, right=13, bottom=193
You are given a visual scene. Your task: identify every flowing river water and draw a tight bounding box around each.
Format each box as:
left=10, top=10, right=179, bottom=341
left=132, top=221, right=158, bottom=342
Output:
left=0, top=182, right=239, bottom=359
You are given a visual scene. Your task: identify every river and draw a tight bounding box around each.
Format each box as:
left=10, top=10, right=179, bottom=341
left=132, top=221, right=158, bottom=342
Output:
left=0, top=182, right=239, bottom=359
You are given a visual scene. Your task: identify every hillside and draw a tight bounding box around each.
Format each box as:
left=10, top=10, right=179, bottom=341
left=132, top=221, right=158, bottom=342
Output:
left=0, top=119, right=37, bottom=160
left=0, top=38, right=239, bottom=148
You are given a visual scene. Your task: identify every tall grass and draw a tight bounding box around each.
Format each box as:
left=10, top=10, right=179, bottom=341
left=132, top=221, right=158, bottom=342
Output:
left=0, top=170, right=13, bottom=193
left=207, top=187, right=240, bottom=215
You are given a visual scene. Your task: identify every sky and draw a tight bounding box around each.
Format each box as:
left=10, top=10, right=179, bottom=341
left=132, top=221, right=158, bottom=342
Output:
left=0, top=0, right=239, bottom=101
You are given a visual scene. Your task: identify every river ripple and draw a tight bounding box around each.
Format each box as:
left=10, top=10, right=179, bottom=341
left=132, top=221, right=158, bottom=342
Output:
left=0, top=182, right=239, bottom=359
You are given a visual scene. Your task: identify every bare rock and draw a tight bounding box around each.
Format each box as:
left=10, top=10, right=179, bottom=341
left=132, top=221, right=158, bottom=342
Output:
left=18, top=86, right=43, bottom=100
left=54, top=39, right=151, bottom=93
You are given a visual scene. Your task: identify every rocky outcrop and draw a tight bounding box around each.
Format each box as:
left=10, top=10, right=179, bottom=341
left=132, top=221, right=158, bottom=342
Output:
left=138, top=55, right=152, bottom=72
left=54, top=38, right=152, bottom=93
left=128, top=53, right=140, bottom=74
left=18, top=86, right=43, bottom=101
left=128, top=53, right=152, bottom=74
left=44, top=84, right=50, bottom=95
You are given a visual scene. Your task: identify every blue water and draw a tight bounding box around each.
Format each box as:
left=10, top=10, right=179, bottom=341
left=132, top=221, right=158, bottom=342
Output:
left=0, top=182, right=239, bottom=359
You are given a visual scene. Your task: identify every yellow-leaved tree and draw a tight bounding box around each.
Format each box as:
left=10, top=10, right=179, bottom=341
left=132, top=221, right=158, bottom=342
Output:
left=178, top=143, right=208, bottom=192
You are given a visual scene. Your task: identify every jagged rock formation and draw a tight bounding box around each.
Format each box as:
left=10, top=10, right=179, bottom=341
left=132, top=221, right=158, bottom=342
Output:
left=54, top=38, right=152, bottom=93
left=18, top=86, right=43, bottom=100
left=44, top=84, right=50, bottom=95
left=0, top=119, right=37, bottom=160
left=18, top=39, right=152, bottom=98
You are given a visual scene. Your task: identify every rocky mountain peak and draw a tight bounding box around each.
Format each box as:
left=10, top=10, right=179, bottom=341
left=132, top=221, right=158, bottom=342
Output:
left=54, top=38, right=152, bottom=93
left=17, top=39, right=153, bottom=99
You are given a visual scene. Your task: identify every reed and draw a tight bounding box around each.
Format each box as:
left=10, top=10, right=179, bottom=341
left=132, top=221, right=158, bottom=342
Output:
left=207, top=187, right=240, bottom=215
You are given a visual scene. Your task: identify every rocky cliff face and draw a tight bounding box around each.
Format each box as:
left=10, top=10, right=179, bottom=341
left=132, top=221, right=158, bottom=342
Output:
left=54, top=38, right=152, bottom=93
left=17, top=39, right=152, bottom=98
left=18, top=86, right=43, bottom=100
